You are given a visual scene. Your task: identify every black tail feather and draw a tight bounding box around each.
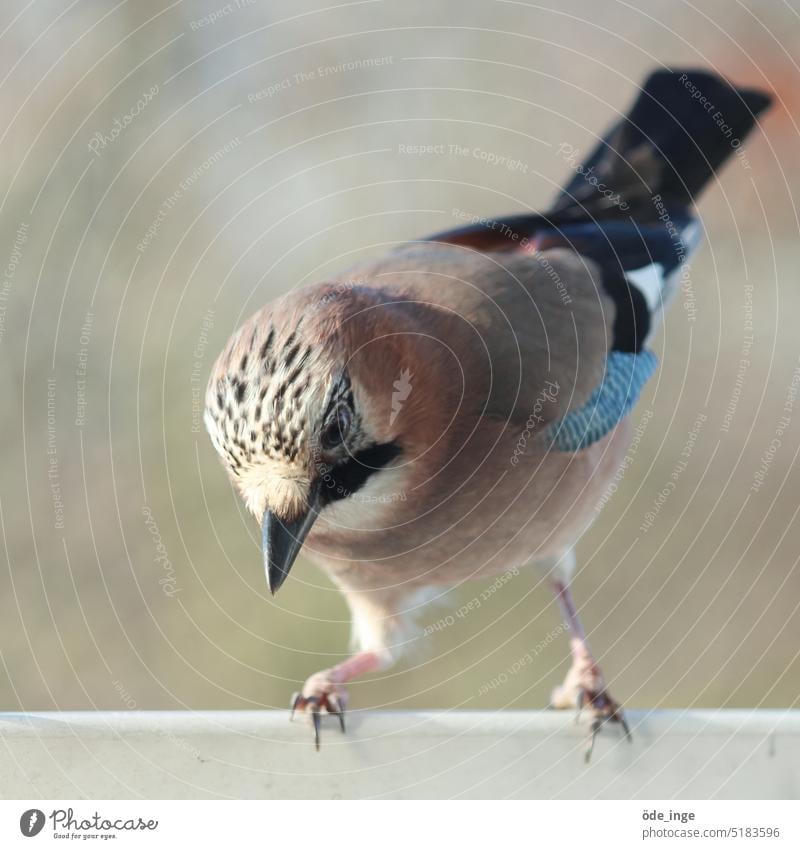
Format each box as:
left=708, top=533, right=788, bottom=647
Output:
left=552, top=68, right=772, bottom=220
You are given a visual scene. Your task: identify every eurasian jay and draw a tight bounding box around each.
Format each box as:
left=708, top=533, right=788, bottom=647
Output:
left=205, top=69, right=771, bottom=757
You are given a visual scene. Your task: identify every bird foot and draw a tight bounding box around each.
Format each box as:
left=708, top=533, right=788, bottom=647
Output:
left=289, top=673, right=347, bottom=751
left=550, top=663, right=631, bottom=761
left=575, top=686, right=631, bottom=762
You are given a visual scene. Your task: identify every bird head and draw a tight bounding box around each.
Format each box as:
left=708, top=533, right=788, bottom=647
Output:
left=204, top=282, right=442, bottom=594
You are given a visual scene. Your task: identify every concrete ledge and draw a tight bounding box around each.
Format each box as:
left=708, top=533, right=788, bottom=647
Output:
left=0, top=710, right=797, bottom=799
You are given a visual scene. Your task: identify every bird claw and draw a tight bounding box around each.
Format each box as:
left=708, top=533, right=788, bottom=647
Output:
left=288, top=690, right=347, bottom=750
left=578, top=688, right=632, bottom=763
left=327, top=693, right=346, bottom=733
left=290, top=691, right=301, bottom=721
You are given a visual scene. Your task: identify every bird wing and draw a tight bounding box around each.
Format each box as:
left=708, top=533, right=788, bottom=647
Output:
left=338, top=242, right=615, bottom=432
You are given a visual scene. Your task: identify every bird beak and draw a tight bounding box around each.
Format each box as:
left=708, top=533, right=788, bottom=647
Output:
left=261, top=481, right=321, bottom=595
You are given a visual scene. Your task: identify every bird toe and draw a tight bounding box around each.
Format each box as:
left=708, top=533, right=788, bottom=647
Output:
left=288, top=681, right=348, bottom=749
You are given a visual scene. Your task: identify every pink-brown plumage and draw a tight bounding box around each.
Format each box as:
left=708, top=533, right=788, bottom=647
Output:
left=205, top=68, right=771, bottom=755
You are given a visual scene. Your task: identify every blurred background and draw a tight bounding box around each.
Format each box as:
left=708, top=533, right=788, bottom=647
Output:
left=1, top=0, right=798, bottom=718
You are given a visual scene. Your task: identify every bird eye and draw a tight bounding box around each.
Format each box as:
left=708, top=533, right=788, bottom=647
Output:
left=321, top=405, right=352, bottom=450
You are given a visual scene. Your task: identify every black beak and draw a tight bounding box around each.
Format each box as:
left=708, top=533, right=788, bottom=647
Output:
left=262, top=481, right=321, bottom=595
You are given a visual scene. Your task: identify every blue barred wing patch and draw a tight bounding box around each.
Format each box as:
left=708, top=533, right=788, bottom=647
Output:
left=548, top=350, right=658, bottom=452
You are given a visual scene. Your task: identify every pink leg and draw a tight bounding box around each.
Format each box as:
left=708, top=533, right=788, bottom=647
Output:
left=290, top=651, right=386, bottom=750
left=326, top=650, right=384, bottom=685
left=551, top=579, right=600, bottom=704
left=550, top=580, right=630, bottom=760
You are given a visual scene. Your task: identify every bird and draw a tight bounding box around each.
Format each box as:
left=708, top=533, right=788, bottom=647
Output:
left=205, top=68, right=771, bottom=758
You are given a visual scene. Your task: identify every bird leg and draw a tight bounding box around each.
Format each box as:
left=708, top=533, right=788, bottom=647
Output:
left=290, top=650, right=385, bottom=750
left=549, top=579, right=631, bottom=760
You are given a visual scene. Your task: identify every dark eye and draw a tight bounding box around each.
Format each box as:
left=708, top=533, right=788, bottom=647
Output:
left=321, top=405, right=352, bottom=450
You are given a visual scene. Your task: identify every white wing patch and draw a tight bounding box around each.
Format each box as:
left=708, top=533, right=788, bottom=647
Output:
left=625, top=220, right=701, bottom=322
left=626, top=263, right=665, bottom=311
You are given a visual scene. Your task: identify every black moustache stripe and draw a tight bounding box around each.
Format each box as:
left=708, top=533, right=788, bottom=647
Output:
left=319, top=441, right=402, bottom=504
